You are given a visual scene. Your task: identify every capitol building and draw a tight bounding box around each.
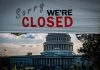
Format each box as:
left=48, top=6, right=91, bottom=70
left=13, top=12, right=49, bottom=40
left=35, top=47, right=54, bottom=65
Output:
left=34, top=33, right=75, bottom=70
left=0, top=33, right=82, bottom=70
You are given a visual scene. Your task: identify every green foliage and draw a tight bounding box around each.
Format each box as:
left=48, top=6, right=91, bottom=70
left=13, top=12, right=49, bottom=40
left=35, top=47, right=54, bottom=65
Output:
left=11, top=33, right=26, bottom=36
left=76, top=34, right=100, bottom=69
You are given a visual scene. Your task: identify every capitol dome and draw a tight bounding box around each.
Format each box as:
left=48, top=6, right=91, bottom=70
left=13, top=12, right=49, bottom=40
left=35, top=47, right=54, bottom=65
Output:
left=41, top=33, right=73, bottom=56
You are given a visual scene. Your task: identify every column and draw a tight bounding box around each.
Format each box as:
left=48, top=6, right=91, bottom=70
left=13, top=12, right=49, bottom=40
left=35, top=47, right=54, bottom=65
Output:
left=53, top=44, right=54, bottom=49
left=65, top=44, right=67, bottom=50
left=46, top=45, right=48, bottom=50
left=61, top=45, right=62, bottom=50
left=58, top=44, right=62, bottom=49
left=49, top=58, right=50, bottom=66
left=51, top=58, right=53, bottom=66
left=52, top=58, right=54, bottom=65
left=64, top=44, right=66, bottom=50
left=57, top=44, right=58, bottom=49
left=68, top=44, right=69, bottom=50
left=48, top=44, right=49, bottom=50
left=46, top=58, right=47, bottom=66
left=52, top=44, right=53, bottom=50
left=57, top=58, right=58, bottom=66
left=72, top=45, right=73, bottom=51
left=58, top=58, right=60, bottom=66
left=69, top=45, right=70, bottom=51
left=62, top=44, right=64, bottom=50
left=49, top=44, right=50, bottom=50
left=49, top=44, right=51, bottom=50
left=55, top=58, right=56, bottom=66
left=60, top=58, right=61, bottom=65
left=51, top=44, right=52, bottom=50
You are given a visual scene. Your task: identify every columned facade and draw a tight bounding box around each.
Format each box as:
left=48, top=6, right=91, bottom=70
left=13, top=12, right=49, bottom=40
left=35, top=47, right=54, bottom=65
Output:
left=39, top=33, right=74, bottom=70
left=33, top=56, right=73, bottom=70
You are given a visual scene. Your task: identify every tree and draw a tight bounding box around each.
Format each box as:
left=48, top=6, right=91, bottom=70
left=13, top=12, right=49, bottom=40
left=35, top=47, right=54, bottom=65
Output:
left=76, top=34, right=100, bottom=70
left=11, top=33, right=26, bottom=36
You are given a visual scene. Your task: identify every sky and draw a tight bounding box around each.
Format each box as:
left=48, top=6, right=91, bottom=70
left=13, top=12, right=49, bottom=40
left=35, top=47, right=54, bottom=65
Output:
left=0, top=0, right=99, bottom=56
left=0, top=33, right=82, bottom=56
left=0, top=0, right=99, bottom=55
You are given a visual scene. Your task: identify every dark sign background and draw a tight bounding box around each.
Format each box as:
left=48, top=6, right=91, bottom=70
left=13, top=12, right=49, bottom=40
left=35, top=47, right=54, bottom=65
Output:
left=0, top=0, right=100, bottom=33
